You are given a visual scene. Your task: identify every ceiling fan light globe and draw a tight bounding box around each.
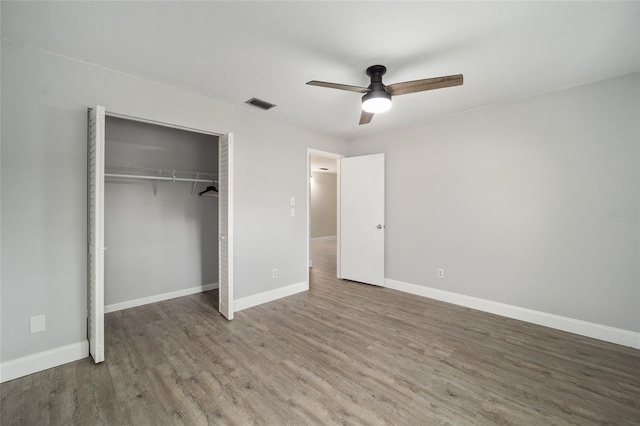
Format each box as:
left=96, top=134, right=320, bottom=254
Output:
left=362, top=91, right=392, bottom=113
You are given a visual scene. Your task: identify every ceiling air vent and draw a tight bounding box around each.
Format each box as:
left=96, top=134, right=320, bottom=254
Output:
left=245, top=97, right=276, bottom=111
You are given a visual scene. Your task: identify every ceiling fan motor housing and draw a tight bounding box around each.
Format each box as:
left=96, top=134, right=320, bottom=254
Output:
left=362, top=65, right=392, bottom=113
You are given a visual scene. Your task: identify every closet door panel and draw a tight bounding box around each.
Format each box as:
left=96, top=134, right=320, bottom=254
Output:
left=87, top=105, right=105, bottom=363
left=218, top=133, right=234, bottom=320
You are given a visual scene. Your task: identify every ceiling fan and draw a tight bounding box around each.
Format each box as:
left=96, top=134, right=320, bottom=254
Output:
left=306, top=65, right=463, bottom=125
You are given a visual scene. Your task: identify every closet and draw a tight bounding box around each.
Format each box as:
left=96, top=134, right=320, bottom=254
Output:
left=104, top=116, right=219, bottom=309
left=87, top=106, right=233, bottom=364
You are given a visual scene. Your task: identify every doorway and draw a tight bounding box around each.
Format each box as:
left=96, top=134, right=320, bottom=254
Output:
left=306, top=149, right=386, bottom=292
left=307, top=149, right=343, bottom=286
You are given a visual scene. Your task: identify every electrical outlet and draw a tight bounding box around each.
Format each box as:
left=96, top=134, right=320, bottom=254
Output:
left=437, top=268, right=444, bottom=279
left=273, top=268, right=278, bottom=278
left=290, top=197, right=296, bottom=206
left=30, top=315, right=46, bottom=334
left=291, top=208, right=296, bottom=217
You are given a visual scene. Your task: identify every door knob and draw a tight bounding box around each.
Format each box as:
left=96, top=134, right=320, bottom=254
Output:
left=377, top=224, right=384, bottom=229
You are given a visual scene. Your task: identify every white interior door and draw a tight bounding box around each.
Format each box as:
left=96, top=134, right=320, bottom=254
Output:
left=218, top=133, right=234, bottom=319
left=88, top=105, right=106, bottom=363
left=339, top=153, right=385, bottom=286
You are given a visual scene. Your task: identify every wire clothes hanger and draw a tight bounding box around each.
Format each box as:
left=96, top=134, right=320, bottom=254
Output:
left=198, top=185, right=219, bottom=197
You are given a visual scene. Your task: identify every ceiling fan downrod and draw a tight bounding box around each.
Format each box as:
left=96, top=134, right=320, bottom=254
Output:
left=366, top=65, right=388, bottom=92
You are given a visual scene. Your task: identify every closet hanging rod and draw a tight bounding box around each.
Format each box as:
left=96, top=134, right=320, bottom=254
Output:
left=104, top=173, right=214, bottom=184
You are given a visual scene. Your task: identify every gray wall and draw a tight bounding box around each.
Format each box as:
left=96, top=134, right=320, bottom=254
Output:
left=104, top=117, right=218, bottom=305
left=0, top=40, right=346, bottom=363
left=348, top=72, right=640, bottom=333
left=310, top=172, right=337, bottom=238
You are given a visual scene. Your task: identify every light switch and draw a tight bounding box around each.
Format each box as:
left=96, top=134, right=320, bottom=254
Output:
left=291, top=208, right=296, bottom=217
left=290, top=197, right=296, bottom=206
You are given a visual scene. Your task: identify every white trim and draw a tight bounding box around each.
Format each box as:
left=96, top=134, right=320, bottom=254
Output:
left=234, top=281, right=308, bottom=312
left=104, top=283, right=218, bottom=314
left=385, top=278, right=640, bottom=350
left=0, top=341, right=89, bottom=383
left=307, top=152, right=310, bottom=272
left=310, top=235, right=337, bottom=241
left=336, top=158, right=342, bottom=279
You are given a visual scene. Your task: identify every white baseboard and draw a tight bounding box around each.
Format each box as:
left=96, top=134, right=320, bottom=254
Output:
left=310, top=235, right=336, bottom=241
left=235, top=281, right=308, bottom=312
left=1, top=283, right=218, bottom=383
left=385, top=279, right=640, bottom=350
left=105, top=282, right=218, bottom=314
left=0, top=341, right=89, bottom=383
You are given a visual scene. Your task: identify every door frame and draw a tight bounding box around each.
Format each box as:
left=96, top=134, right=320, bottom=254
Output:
left=307, top=148, right=344, bottom=285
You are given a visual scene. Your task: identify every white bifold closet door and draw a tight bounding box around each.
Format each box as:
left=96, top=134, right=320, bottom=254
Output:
left=218, top=133, right=234, bottom=319
left=87, top=105, right=106, bottom=363
left=339, top=153, right=385, bottom=286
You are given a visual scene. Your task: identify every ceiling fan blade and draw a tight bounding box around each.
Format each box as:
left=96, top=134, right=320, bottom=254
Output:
left=359, top=110, right=374, bottom=125
left=306, top=80, right=370, bottom=94
left=386, top=74, right=463, bottom=96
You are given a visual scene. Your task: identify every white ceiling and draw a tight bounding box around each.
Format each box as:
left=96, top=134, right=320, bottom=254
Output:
left=2, top=1, right=638, bottom=138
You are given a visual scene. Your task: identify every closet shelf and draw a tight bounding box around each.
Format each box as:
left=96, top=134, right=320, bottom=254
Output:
left=105, top=166, right=217, bottom=196
left=105, top=166, right=216, bottom=182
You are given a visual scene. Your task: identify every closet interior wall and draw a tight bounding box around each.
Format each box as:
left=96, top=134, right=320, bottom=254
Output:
left=104, top=116, right=219, bottom=308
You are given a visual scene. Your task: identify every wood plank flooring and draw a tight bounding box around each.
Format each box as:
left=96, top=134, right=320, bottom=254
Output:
left=2, top=237, right=639, bottom=425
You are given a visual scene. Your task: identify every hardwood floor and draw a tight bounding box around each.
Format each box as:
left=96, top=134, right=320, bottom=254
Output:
left=2, top=237, right=639, bottom=425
